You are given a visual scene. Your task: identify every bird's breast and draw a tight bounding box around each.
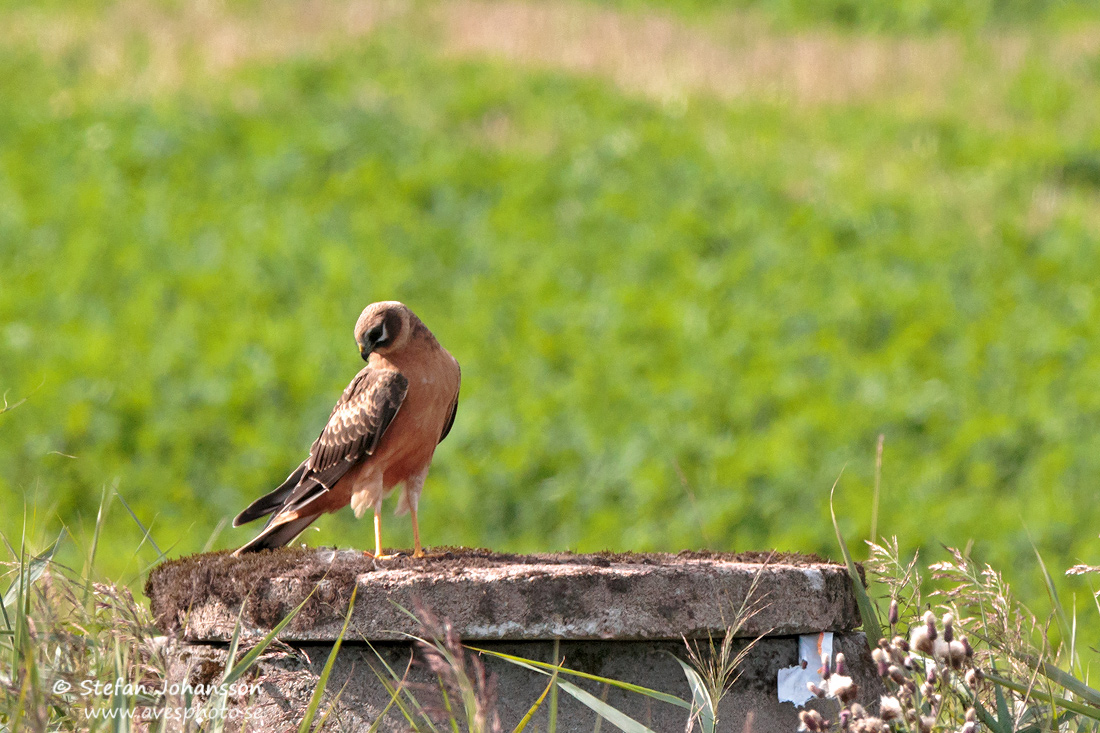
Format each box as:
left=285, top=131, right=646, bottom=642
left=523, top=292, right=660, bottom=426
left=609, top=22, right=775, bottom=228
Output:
left=371, top=345, right=459, bottom=487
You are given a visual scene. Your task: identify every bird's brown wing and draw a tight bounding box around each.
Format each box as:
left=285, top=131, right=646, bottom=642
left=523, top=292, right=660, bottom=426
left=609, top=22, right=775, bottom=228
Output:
left=277, top=367, right=409, bottom=516
left=438, top=395, right=459, bottom=443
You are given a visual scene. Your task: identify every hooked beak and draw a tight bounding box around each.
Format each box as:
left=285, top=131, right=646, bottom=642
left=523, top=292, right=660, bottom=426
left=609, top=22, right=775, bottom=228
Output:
left=359, top=342, right=372, bottom=361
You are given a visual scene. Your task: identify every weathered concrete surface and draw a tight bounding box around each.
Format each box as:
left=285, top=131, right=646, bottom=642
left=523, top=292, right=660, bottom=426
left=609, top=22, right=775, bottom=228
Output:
left=147, top=547, right=881, bottom=732
left=169, top=634, right=883, bottom=732
left=146, top=547, right=861, bottom=643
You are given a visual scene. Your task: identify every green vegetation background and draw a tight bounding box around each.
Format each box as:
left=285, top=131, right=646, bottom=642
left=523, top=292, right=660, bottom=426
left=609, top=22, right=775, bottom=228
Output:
left=2, top=0, right=1100, bottom=625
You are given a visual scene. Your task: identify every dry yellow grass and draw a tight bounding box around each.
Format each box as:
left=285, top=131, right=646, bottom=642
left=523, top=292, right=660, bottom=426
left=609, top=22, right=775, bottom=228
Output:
left=4, top=0, right=1096, bottom=106
left=7, top=0, right=400, bottom=94
left=435, top=1, right=967, bottom=105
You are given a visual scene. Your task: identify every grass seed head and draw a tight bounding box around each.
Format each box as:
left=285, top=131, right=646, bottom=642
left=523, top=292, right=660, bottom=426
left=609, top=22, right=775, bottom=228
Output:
left=910, top=624, right=934, bottom=655
left=828, top=674, right=857, bottom=704
left=948, top=640, right=968, bottom=668
left=799, top=709, right=828, bottom=732
left=879, top=695, right=903, bottom=721
left=871, top=648, right=890, bottom=677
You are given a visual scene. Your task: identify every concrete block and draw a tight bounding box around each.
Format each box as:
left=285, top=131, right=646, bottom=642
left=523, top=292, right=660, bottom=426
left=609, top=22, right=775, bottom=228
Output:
left=146, top=548, right=862, bottom=643
left=146, top=547, right=881, bottom=732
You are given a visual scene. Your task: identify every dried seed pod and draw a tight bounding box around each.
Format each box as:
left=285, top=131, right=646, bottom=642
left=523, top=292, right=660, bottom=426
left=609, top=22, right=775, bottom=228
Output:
left=888, top=599, right=899, bottom=627
left=829, top=674, right=858, bottom=705
left=862, top=717, right=888, bottom=733
left=879, top=696, right=903, bottom=721
left=923, top=610, right=938, bottom=641
left=888, top=665, right=906, bottom=685
left=871, top=648, right=890, bottom=678
left=948, top=640, right=968, bottom=668
left=910, top=626, right=934, bottom=656
left=799, top=709, right=826, bottom=732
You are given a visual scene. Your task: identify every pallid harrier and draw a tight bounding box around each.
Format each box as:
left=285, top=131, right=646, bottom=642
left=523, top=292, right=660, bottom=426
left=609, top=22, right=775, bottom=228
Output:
left=233, top=301, right=460, bottom=558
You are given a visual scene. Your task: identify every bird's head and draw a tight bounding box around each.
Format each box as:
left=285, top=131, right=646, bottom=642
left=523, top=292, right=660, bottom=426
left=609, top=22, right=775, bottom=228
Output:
left=355, top=301, right=413, bottom=361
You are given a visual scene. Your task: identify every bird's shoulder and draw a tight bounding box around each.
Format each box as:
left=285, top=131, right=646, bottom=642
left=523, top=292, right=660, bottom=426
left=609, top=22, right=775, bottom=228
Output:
left=314, top=367, right=409, bottom=452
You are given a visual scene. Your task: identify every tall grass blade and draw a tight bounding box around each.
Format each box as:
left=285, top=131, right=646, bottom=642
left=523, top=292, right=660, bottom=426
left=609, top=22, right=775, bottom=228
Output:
left=469, top=647, right=690, bottom=709
left=3, top=528, right=64, bottom=612
left=555, top=679, right=658, bottom=733
left=208, top=603, right=247, bottom=733
left=112, top=644, right=129, bottom=733
left=673, top=657, right=715, bottom=733
left=313, top=678, right=350, bottom=731
left=513, top=664, right=560, bottom=733
left=116, top=492, right=165, bottom=563
left=993, top=677, right=1013, bottom=733
left=439, top=680, right=460, bottom=733
left=221, top=591, right=314, bottom=685
left=549, top=638, right=559, bottom=733
left=202, top=517, right=229, bottom=554
left=986, top=672, right=1100, bottom=722
left=369, top=666, right=422, bottom=730
left=1029, top=537, right=1073, bottom=658
left=83, top=484, right=115, bottom=608
left=1004, top=649, right=1100, bottom=708
left=365, top=671, right=406, bottom=733
left=829, top=475, right=882, bottom=646
left=10, top=514, right=27, bottom=680
left=298, top=586, right=357, bottom=733
left=365, top=641, right=440, bottom=732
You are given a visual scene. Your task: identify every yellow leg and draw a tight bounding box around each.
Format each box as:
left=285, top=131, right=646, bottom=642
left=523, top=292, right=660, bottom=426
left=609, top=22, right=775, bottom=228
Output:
left=374, top=507, right=384, bottom=558
left=411, top=505, right=424, bottom=558
left=370, top=505, right=403, bottom=559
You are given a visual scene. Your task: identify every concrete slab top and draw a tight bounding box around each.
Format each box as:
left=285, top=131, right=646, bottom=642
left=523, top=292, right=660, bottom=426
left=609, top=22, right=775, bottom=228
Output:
left=145, top=547, right=862, bottom=643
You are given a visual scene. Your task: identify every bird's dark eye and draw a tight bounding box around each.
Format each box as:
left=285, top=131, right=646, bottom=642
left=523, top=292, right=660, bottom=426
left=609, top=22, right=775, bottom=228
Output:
left=369, top=325, right=386, bottom=344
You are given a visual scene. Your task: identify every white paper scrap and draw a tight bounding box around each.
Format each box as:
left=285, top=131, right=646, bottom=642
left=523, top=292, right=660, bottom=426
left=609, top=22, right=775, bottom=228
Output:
left=776, top=631, right=834, bottom=706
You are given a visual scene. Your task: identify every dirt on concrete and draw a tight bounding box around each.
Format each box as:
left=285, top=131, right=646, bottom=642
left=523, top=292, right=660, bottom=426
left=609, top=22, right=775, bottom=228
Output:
left=144, top=546, right=839, bottom=637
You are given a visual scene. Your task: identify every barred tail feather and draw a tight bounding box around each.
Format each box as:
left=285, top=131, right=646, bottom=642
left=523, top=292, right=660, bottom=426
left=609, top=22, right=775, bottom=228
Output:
left=233, top=461, right=308, bottom=527
left=232, top=513, right=319, bottom=555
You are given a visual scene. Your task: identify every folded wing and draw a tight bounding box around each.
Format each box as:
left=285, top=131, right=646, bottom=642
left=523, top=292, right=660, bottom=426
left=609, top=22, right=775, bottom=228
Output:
left=232, top=367, right=409, bottom=552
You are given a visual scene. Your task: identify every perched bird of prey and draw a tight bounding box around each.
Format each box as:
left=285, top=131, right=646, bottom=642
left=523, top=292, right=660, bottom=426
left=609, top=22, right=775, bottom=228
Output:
left=233, top=301, right=460, bottom=558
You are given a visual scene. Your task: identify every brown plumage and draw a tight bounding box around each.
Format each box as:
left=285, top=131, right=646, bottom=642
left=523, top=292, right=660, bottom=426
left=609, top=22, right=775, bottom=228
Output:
left=233, top=301, right=460, bottom=557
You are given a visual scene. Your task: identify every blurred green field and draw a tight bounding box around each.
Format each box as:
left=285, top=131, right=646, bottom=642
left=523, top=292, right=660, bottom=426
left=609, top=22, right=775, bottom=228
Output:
left=3, top=0, right=1100, bottom=622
